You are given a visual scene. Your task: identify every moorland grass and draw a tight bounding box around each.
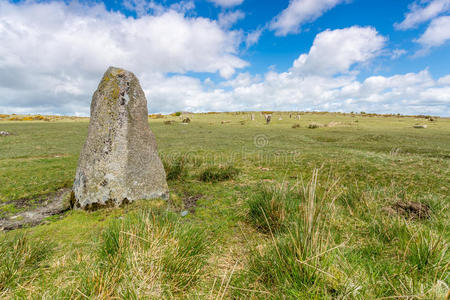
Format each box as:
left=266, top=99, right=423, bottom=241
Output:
left=238, top=170, right=343, bottom=298
left=198, top=165, right=240, bottom=182
left=0, top=112, right=448, bottom=298
left=163, top=156, right=188, bottom=181
left=0, top=234, right=53, bottom=293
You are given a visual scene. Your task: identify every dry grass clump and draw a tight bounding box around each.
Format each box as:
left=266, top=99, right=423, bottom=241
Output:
left=292, top=124, right=300, bottom=128
left=246, top=185, right=292, bottom=234
left=61, top=210, right=210, bottom=298
left=0, top=234, right=53, bottom=293
left=240, top=170, right=343, bottom=298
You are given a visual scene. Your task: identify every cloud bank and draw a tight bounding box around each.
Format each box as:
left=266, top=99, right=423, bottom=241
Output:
left=0, top=1, right=449, bottom=116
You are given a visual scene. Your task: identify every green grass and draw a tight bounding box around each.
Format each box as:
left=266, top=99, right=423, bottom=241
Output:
left=0, top=234, right=53, bottom=293
left=73, top=208, right=210, bottom=298
left=198, top=165, right=240, bottom=182
left=239, top=170, right=341, bottom=298
left=163, top=156, right=188, bottom=181
left=0, top=112, right=449, bottom=299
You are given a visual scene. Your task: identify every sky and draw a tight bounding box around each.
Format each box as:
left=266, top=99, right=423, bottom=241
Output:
left=0, top=0, right=449, bottom=116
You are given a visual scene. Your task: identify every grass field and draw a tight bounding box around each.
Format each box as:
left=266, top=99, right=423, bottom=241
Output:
left=0, top=112, right=449, bottom=299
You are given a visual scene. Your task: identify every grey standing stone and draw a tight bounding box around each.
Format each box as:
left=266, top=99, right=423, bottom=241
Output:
left=72, top=66, right=168, bottom=209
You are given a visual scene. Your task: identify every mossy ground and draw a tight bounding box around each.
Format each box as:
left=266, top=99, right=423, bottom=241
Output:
left=0, top=112, right=449, bottom=298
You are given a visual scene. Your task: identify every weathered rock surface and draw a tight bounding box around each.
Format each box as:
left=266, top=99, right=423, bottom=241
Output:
left=72, top=66, right=168, bottom=209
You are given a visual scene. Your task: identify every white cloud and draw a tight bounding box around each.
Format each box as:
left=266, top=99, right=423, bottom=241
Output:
left=270, top=0, right=346, bottom=36
left=123, top=0, right=195, bottom=17
left=415, top=15, right=450, bottom=50
left=0, top=2, right=448, bottom=117
left=207, top=0, right=244, bottom=8
left=291, top=26, right=386, bottom=76
left=245, top=28, right=263, bottom=48
left=391, top=49, right=407, bottom=59
left=133, top=27, right=450, bottom=116
left=0, top=0, right=247, bottom=115
left=395, top=0, right=450, bottom=30
left=140, top=68, right=449, bottom=116
left=218, top=10, right=245, bottom=28
left=438, top=74, right=450, bottom=84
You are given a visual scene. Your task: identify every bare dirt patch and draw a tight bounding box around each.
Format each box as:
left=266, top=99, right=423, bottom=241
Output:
left=183, top=194, right=203, bottom=213
left=0, top=188, right=71, bottom=231
left=383, top=201, right=431, bottom=220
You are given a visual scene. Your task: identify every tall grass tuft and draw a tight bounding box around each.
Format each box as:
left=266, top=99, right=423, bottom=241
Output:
left=163, top=156, right=188, bottom=180
left=247, top=185, right=293, bottom=234
left=406, top=230, right=448, bottom=274
left=199, top=165, right=240, bottom=182
left=0, top=234, right=53, bottom=293
left=243, top=170, right=343, bottom=297
left=67, top=209, right=210, bottom=298
left=162, top=226, right=209, bottom=292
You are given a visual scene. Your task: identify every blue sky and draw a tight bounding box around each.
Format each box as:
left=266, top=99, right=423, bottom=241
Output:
left=1, top=0, right=449, bottom=115
left=102, top=0, right=450, bottom=77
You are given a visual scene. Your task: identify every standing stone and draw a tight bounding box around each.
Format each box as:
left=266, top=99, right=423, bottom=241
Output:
left=251, top=113, right=255, bottom=121
left=72, top=67, right=168, bottom=209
